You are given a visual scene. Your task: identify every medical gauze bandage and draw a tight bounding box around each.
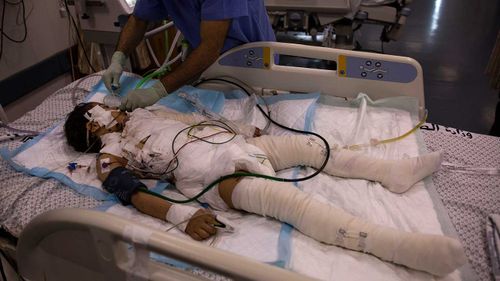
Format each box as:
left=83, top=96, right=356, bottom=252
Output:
left=84, top=105, right=118, bottom=129
left=166, top=204, right=198, bottom=231
left=231, top=178, right=466, bottom=276
left=248, top=135, right=443, bottom=193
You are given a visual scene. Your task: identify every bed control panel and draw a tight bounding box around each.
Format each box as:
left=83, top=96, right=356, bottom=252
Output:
left=338, top=55, right=417, bottom=83
left=219, top=47, right=271, bottom=69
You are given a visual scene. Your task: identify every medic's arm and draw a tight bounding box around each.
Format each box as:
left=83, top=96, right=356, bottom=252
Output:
left=116, top=15, right=148, bottom=56
left=158, top=20, right=230, bottom=93
left=96, top=153, right=216, bottom=240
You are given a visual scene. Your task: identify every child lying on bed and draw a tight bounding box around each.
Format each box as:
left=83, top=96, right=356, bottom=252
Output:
left=63, top=102, right=466, bottom=277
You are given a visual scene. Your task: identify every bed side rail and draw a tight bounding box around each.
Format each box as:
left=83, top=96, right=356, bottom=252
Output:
left=202, top=41, right=425, bottom=118
left=17, top=208, right=315, bottom=281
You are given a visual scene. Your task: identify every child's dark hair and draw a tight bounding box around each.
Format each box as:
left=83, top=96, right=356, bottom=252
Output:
left=64, top=103, right=102, bottom=153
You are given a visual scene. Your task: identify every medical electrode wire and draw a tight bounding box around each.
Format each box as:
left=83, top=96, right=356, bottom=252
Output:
left=193, top=77, right=331, bottom=180
left=136, top=77, right=332, bottom=204
left=140, top=169, right=328, bottom=204
left=128, top=120, right=237, bottom=178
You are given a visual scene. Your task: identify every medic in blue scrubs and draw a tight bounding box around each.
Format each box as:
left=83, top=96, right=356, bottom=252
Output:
left=102, top=0, right=276, bottom=111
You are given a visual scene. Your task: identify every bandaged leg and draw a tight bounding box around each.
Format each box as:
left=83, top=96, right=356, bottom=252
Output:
left=248, top=135, right=443, bottom=193
left=232, top=178, right=466, bottom=276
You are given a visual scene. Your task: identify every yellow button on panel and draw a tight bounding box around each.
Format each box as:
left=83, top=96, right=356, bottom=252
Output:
left=338, top=55, right=347, bottom=77
left=263, top=47, right=271, bottom=69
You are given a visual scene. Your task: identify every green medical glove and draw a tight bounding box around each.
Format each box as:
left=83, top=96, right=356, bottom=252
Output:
left=120, top=81, right=168, bottom=111
left=103, top=51, right=127, bottom=93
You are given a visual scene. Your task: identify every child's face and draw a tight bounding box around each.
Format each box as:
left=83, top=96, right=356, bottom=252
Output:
left=86, top=103, right=128, bottom=136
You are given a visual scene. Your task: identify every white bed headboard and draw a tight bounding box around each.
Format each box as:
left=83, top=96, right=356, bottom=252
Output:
left=202, top=42, right=425, bottom=118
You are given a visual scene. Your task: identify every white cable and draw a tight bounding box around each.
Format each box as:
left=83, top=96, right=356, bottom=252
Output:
left=150, top=53, right=182, bottom=77
left=165, top=30, right=181, bottom=64
left=145, top=38, right=161, bottom=68
left=144, top=21, right=181, bottom=69
left=144, top=21, right=174, bottom=38
left=163, top=53, right=182, bottom=69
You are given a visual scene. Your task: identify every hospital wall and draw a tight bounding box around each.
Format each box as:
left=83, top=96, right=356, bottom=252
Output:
left=0, top=0, right=72, bottom=103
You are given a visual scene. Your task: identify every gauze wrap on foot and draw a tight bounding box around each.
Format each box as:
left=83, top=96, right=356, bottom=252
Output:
left=232, top=178, right=466, bottom=276
left=247, top=135, right=444, bottom=193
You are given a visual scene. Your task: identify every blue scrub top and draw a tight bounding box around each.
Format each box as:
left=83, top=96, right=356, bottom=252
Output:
left=133, top=0, right=276, bottom=53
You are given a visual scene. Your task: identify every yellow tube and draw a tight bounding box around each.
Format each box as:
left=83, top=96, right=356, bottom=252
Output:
left=344, top=110, right=428, bottom=150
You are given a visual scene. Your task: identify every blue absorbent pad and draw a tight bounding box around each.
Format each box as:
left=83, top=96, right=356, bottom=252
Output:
left=0, top=77, right=227, bottom=202
left=0, top=76, right=321, bottom=271
left=0, top=75, right=320, bottom=205
left=91, top=76, right=226, bottom=113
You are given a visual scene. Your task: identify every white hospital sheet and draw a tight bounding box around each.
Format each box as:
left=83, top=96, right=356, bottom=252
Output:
left=104, top=95, right=462, bottom=280
left=0, top=70, right=465, bottom=280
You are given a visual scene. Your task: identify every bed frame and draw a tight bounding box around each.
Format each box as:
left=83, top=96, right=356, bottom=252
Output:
left=16, top=42, right=427, bottom=281
left=202, top=42, right=425, bottom=118
left=17, top=209, right=313, bottom=281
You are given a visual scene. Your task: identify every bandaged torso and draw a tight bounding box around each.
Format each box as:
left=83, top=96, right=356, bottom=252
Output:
left=100, top=108, right=275, bottom=210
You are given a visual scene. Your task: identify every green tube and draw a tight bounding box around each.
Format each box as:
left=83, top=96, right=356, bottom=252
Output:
left=138, top=171, right=288, bottom=204
left=135, top=68, right=168, bottom=89
left=135, top=21, right=174, bottom=89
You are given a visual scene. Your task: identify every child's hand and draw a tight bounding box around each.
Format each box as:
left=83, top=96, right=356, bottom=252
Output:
left=185, top=209, right=217, bottom=240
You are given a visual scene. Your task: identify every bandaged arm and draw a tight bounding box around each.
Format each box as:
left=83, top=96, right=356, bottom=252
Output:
left=96, top=153, right=216, bottom=239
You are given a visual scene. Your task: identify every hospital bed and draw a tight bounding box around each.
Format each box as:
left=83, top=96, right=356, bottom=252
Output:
left=0, top=42, right=498, bottom=281
left=264, top=0, right=412, bottom=48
